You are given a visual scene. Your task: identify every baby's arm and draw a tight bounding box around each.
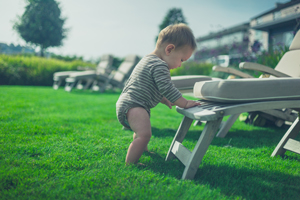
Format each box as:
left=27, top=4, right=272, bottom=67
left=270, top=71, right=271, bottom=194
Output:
left=174, top=96, right=201, bottom=109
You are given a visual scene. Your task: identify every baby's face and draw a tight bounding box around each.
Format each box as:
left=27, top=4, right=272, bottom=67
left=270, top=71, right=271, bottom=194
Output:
left=165, top=46, right=193, bottom=70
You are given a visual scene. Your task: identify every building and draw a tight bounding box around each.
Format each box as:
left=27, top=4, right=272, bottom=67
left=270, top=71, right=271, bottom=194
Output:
left=194, top=23, right=250, bottom=62
left=250, top=0, right=300, bottom=51
left=194, top=0, right=300, bottom=62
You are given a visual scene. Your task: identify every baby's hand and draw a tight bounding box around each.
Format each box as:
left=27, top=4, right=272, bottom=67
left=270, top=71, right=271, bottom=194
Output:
left=161, top=97, right=174, bottom=109
left=185, top=100, right=201, bottom=109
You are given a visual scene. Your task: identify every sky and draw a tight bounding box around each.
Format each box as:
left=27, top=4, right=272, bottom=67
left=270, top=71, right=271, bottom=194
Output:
left=0, top=0, right=289, bottom=60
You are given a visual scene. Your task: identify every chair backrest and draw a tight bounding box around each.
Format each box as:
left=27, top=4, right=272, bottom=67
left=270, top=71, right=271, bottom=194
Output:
left=274, top=30, right=300, bottom=77
left=113, top=55, right=140, bottom=82
left=96, top=54, right=114, bottom=74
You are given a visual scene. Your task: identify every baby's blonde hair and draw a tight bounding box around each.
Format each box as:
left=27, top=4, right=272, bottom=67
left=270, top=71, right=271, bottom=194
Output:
left=156, top=23, right=197, bottom=50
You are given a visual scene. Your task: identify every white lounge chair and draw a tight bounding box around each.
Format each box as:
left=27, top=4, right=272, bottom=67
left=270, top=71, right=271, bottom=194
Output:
left=53, top=54, right=113, bottom=90
left=91, top=54, right=140, bottom=92
left=166, top=77, right=300, bottom=180
left=61, top=55, right=114, bottom=92
left=210, top=30, right=300, bottom=136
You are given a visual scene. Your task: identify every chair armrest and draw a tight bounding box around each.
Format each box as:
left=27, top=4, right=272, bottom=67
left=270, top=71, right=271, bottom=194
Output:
left=212, top=65, right=253, bottom=78
left=239, top=62, right=290, bottom=77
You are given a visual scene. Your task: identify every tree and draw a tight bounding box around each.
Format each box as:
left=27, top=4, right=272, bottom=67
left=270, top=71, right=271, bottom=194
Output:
left=155, top=8, right=188, bottom=43
left=14, top=0, right=67, bottom=57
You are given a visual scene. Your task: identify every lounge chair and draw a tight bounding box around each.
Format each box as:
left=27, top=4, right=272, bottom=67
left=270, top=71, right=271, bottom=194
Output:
left=165, top=77, right=300, bottom=180
left=210, top=30, right=300, bottom=136
left=62, top=55, right=114, bottom=92
left=53, top=71, right=79, bottom=90
left=89, top=54, right=140, bottom=92
left=53, top=54, right=113, bottom=90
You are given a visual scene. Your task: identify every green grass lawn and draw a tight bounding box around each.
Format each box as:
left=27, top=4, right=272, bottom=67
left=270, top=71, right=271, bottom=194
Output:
left=1, top=86, right=300, bottom=200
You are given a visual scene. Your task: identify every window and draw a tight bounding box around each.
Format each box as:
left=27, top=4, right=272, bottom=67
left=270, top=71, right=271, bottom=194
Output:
left=271, top=31, right=294, bottom=50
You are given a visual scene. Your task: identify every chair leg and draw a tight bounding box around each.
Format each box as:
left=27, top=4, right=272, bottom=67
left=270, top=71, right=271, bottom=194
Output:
left=182, top=118, right=223, bottom=180
left=53, top=81, right=59, bottom=90
left=271, top=117, right=300, bottom=157
left=76, top=80, right=84, bottom=90
left=83, top=79, right=93, bottom=90
left=100, top=81, right=109, bottom=93
left=53, top=78, right=63, bottom=90
left=216, top=113, right=240, bottom=138
left=165, top=116, right=193, bottom=161
left=91, top=80, right=100, bottom=91
left=65, top=81, right=76, bottom=92
left=274, top=119, right=284, bottom=127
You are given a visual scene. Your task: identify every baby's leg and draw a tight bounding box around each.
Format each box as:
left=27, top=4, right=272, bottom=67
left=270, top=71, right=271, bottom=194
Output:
left=133, top=133, right=148, bottom=151
left=126, top=107, right=151, bottom=165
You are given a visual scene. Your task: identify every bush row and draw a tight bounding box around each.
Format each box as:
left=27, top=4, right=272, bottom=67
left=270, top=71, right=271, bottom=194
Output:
left=0, top=47, right=287, bottom=86
left=170, top=61, right=213, bottom=76
left=209, top=47, right=289, bottom=79
left=255, top=46, right=289, bottom=68
left=170, top=46, right=288, bottom=79
left=0, top=54, right=95, bottom=86
left=0, top=54, right=214, bottom=86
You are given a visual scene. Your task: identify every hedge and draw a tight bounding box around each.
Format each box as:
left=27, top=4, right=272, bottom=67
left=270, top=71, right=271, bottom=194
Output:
left=1, top=48, right=287, bottom=86
left=0, top=54, right=95, bottom=86
left=170, top=61, right=213, bottom=76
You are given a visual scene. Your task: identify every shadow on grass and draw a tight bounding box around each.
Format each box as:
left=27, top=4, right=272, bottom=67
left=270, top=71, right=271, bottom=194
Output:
left=194, top=164, right=300, bottom=200
left=143, top=151, right=300, bottom=200
left=143, top=151, right=185, bottom=179
left=152, top=127, right=179, bottom=138
left=151, top=124, right=292, bottom=149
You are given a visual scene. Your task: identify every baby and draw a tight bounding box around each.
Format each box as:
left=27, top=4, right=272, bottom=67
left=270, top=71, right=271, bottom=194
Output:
left=116, top=23, right=201, bottom=165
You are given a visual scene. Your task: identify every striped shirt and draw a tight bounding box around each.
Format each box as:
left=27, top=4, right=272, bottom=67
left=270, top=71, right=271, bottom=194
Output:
left=116, top=54, right=182, bottom=115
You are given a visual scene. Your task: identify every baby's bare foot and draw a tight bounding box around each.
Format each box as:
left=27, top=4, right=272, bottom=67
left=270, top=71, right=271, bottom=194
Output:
left=144, top=150, right=156, bottom=155
left=136, top=163, right=147, bottom=167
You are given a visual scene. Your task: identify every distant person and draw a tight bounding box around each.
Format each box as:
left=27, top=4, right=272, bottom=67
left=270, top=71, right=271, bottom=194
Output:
left=116, top=23, right=201, bottom=165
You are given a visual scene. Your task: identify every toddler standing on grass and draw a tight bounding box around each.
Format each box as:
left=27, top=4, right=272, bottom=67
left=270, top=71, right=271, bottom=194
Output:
left=116, top=23, right=201, bottom=165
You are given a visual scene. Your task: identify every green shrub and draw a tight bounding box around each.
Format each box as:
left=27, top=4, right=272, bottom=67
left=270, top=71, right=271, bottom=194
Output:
left=255, top=46, right=289, bottom=69
left=50, top=53, right=84, bottom=62
left=170, top=61, right=213, bottom=76
left=209, top=46, right=290, bottom=79
left=0, top=54, right=95, bottom=86
left=236, top=46, right=289, bottom=78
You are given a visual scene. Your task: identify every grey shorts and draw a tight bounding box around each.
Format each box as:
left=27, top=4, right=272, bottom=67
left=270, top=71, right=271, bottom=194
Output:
left=116, top=102, right=150, bottom=129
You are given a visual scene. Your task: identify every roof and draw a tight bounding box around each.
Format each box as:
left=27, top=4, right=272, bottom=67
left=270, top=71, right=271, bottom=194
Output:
left=196, top=23, right=249, bottom=42
left=252, top=12, right=300, bottom=31
left=251, top=0, right=300, bottom=20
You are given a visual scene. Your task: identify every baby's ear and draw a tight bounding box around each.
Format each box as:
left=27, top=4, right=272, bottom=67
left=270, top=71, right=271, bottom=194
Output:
left=165, top=44, right=175, bottom=55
